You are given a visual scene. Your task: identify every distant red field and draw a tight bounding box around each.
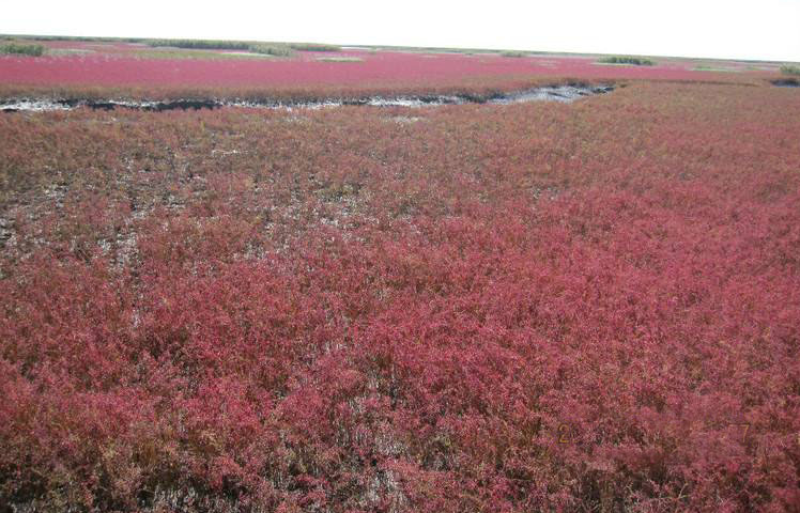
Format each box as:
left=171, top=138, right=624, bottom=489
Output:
left=0, top=48, right=760, bottom=90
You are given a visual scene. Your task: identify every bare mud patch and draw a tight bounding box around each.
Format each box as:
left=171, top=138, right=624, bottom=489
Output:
left=488, top=84, right=614, bottom=104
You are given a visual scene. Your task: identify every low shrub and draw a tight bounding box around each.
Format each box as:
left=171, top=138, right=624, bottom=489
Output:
left=144, top=39, right=251, bottom=50
left=598, top=55, right=655, bottom=66
left=780, top=64, right=800, bottom=75
left=288, top=42, right=342, bottom=52
left=0, top=43, right=45, bottom=56
left=247, top=44, right=294, bottom=57
left=145, top=39, right=339, bottom=56
left=144, top=39, right=296, bottom=57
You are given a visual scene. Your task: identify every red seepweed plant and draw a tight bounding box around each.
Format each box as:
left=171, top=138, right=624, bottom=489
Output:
left=0, top=79, right=799, bottom=512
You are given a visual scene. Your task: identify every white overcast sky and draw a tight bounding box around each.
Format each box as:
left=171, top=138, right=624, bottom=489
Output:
left=2, top=0, right=799, bottom=62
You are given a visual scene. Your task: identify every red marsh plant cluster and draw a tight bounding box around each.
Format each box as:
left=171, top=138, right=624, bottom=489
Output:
left=1, top=80, right=799, bottom=512
left=0, top=48, right=760, bottom=91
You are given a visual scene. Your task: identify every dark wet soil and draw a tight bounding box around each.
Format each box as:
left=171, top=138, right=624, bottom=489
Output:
left=0, top=83, right=615, bottom=113
left=771, top=79, right=800, bottom=87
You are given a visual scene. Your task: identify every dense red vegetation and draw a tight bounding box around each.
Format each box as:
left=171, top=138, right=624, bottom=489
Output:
left=0, top=50, right=746, bottom=90
left=1, top=81, right=799, bottom=512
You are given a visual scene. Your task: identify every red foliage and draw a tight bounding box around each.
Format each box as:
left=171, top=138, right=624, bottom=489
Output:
left=1, top=81, right=799, bottom=511
left=0, top=50, right=740, bottom=90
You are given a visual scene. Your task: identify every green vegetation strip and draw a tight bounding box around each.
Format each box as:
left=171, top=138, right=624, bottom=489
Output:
left=597, top=55, right=655, bottom=66
left=780, top=64, right=800, bottom=76
left=0, top=43, right=45, bottom=56
left=142, top=39, right=342, bottom=58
